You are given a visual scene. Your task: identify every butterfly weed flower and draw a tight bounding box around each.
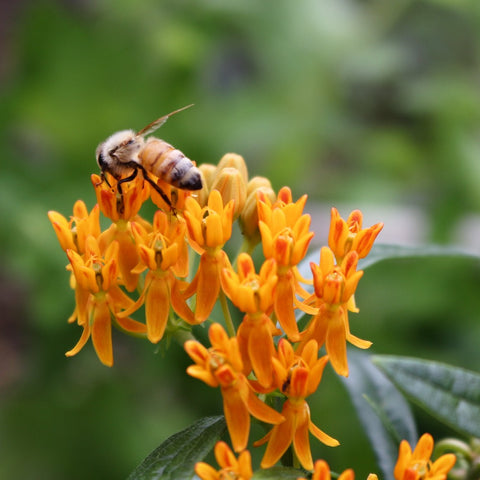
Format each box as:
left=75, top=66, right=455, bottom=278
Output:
left=185, top=323, right=284, bottom=452
left=91, top=173, right=150, bottom=291
left=65, top=236, right=147, bottom=366
left=195, top=441, right=253, bottom=480
left=394, top=433, right=456, bottom=480
left=182, top=189, right=235, bottom=322
left=257, top=186, right=315, bottom=341
left=221, top=253, right=280, bottom=387
left=48, top=200, right=101, bottom=255
left=328, top=207, right=383, bottom=265
left=117, top=210, right=194, bottom=343
left=300, top=246, right=370, bottom=377
left=256, top=339, right=339, bottom=471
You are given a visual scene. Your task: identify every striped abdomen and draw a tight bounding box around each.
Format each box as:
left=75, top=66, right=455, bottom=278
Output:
left=139, top=138, right=202, bottom=190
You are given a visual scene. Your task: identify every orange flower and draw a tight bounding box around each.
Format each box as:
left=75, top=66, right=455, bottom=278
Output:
left=48, top=200, right=100, bottom=254
left=297, top=459, right=354, bottom=480
left=185, top=323, right=284, bottom=452
left=394, top=433, right=456, bottom=480
left=328, top=208, right=383, bottom=265
left=257, top=186, right=314, bottom=341
left=117, top=210, right=194, bottom=342
left=66, top=236, right=146, bottom=366
left=256, top=339, right=339, bottom=470
left=91, top=173, right=150, bottom=291
left=91, top=172, right=149, bottom=222
left=182, top=190, right=235, bottom=322
left=195, top=441, right=252, bottom=480
left=300, top=247, right=370, bottom=377
left=221, top=253, right=280, bottom=387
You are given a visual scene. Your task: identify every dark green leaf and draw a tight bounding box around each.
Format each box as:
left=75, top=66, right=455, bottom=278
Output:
left=252, top=466, right=306, bottom=479
left=339, top=350, right=417, bottom=480
left=373, top=355, right=480, bottom=438
left=127, top=416, right=227, bottom=480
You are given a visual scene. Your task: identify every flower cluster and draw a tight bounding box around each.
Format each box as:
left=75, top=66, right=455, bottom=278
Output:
left=48, top=149, right=453, bottom=479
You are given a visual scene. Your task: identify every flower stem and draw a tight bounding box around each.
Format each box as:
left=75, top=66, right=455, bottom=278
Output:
left=219, top=290, right=235, bottom=337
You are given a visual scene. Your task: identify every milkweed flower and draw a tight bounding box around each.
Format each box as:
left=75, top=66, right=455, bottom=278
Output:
left=394, top=433, right=456, bottom=480
left=195, top=441, right=252, bottom=480
left=184, top=323, right=284, bottom=452
left=300, top=247, right=370, bottom=377
left=328, top=208, right=383, bottom=265
left=48, top=200, right=101, bottom=254
left=256, top=339, right=339, bottom=470
left=117, top=210, right=194, bottom=343
left=297, top=459, right=354, bottom=480
left=91, top=172, right=149, bottom=223
left=257, top=186, right=315, bottom=341
left=66, top=236, right=147, bottom=366
left=182, top=190, right=235, bottom=322
left=221, top=253, right=280, bottom=387
left=92, top=173, right=150, bottom=291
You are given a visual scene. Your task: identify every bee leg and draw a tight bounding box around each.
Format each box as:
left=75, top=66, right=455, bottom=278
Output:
left=117, top=166, right=140, bottom=196
left=140, top=169, right=177, bottom=216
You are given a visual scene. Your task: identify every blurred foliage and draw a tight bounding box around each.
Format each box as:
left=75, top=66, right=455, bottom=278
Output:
left=1, top=0, right=480, bottom=478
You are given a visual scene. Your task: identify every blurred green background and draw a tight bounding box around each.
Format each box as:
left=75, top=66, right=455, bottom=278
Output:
left=2, top=0, right=480, bottom=478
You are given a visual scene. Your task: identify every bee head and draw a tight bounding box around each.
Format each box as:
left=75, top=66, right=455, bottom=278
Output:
left=95, top=130, right=144, bottom=175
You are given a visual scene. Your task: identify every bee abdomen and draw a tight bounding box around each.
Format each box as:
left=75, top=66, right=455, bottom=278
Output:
left=140, top=138, right=202, bottom=190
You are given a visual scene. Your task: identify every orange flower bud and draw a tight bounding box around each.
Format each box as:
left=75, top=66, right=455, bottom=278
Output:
left=195, top=163, right=217, bottom=207
left=239, top=178, right=276, bottom=244
left=216, top=152, right=248, bottom=185
left=211, top=167, right=247, bottom=220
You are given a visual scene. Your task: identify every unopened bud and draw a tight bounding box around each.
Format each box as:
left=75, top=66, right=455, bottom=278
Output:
left=211, top=167, right=247, bottom=220
left=239, top=181, right=276, bottom=245
left=217, top=153, right=248, bottom=184
left=195, top=163, right=217, bottom=207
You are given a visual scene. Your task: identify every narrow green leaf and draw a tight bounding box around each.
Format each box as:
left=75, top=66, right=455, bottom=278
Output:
left=127, top=416, right=227, bottom=480
left=298, top=243, right=478, bottom=281
left=252, top=466, right=306, bottom=479
left=373, top=355, right=480, bottom=438
left=357, top=243, right=479, bottom=270
left=339, top=350, right=417, bottom=480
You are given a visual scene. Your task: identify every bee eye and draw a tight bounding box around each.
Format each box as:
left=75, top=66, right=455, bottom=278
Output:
left=126, top=139, right=135, bottom=145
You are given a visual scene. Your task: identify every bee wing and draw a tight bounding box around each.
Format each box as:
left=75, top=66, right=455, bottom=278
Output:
left=136, top=104, right=194, bottom=137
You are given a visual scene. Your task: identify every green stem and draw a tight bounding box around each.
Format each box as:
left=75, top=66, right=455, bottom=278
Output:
left=231, top=237, right=257, bottom=270
left=219, top=290, right=236, bottom=337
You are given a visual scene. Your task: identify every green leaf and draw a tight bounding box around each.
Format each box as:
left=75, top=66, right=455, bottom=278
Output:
left=127, top=416, right=227, bottom=480
left=339, top=350, right=417, bottom=480
left=298, top=243, right=478, bottom=283
left=373, top=355, right=480, bottom=438
left=252, top=466, right=306, bottom=479
left=357, top=243, right=479, bottom=270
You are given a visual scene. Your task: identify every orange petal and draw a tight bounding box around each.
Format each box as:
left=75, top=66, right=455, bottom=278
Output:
left=248, top=318, right=274, bottom=387
left=293, top=403, right=313, bottom=470
left=309, top=418, right=340, bottom=447
left=194, top=462, right=218, bottom=480
left=91, top=301, right=113, bottom=367
left=222, top=385, right=250, bottom=452
left=145, top=276, right=170, bottom=343
left=325, top=312, right=348, bottom=377
left=274, top=274, right=300, bottom=341
left=260, top=401, right=294, bottom=469
left=65, top=322, right=91, bottom=357
left=246, top=382, right=284, bottom=424
left=195, top=253, right=221, bottom=322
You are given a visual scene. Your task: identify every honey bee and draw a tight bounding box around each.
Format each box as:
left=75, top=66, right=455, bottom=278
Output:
left=95, top=104, right=202, bottom=208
